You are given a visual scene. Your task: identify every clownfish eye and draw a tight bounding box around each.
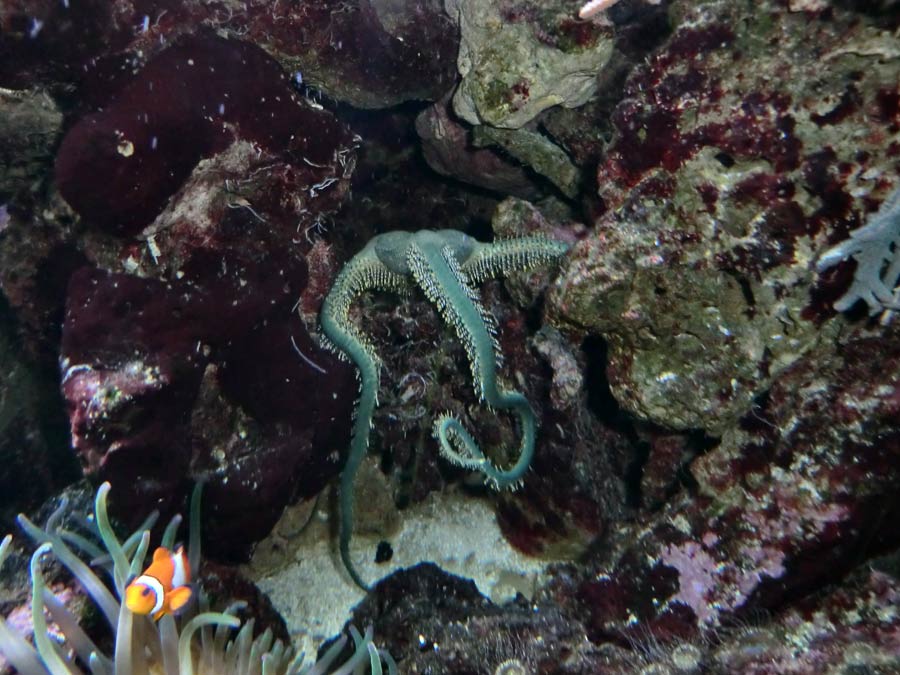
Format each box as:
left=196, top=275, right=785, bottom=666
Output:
left=141, top=587, right=152, bottom=597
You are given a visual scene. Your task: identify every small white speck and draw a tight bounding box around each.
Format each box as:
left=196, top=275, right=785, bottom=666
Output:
left=187, top=58, right=194, bottom=66
left=141, top=15, right=150, bottom=32
left=150, top=136, right=158, bottom=150
left=29, top=18, right=43, bottom=38
left=218, top=102, right=225, bottom=115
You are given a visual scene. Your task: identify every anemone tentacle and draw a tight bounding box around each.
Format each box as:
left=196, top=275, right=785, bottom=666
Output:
left=0, top=483, right=396, bottom=674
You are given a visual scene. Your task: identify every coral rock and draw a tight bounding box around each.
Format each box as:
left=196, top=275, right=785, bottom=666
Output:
left=447, top=0, right=615, bottom=129
left=550, top=0, right=900, bottom=432
left=559, top=321, right=900, bottom=640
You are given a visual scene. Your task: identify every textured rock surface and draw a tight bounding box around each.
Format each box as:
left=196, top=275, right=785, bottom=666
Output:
left=351, top=563, right=602, bottom=674
left=252, top=0, right=460, bottom=108
left=416, top=97, right=542, bottom=199
left=705, top=569, right=900, bottom=674
left=0, top=0, right=459, bottom=110
left=549, top=320, right=900, bottom=641
left=0, top=88, right=61, bottom=200
left=448, top=0, right=615, bottom=128
left=0, top=307, right=75, bottom=528
left=549, top=0, right=900, bottom=432
left=472, top=124, right=583, bottom=198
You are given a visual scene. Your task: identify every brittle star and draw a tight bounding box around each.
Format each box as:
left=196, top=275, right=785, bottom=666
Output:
left=320, top=229, right=569, bottom=589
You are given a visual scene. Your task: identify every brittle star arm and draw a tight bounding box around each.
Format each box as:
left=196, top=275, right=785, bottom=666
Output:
left=460, top=235, right=572, bottom=283
left=320, top=251, right=407, bottom=590
left=408, top=237, right=539, bottom=489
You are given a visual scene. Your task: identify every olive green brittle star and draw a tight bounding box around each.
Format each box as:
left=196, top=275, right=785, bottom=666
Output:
left=320, top=229, right=570, bottom=590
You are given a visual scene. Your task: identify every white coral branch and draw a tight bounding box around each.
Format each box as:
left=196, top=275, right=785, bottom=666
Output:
left=817, top=186, right=900, bottom=319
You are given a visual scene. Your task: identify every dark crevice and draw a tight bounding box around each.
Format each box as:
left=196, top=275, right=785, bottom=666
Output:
left=581, top=335, right=647, bottom=508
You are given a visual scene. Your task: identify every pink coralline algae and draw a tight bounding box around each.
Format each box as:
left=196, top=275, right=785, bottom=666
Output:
left=0, top=582, right=78, bottom=670
left=657, top=508, right=833, bottom=628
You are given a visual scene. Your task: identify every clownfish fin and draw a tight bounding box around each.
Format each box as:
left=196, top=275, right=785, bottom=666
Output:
left=152, top=547, right=172, bottom=563
left=167, top=585, right=193, bottom=613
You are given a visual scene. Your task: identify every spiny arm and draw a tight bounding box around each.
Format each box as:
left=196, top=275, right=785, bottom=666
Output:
left=460, top=236, right=570, bottom=283
left=320, top=253, right=407, bottom=590
left=408, top=240, right=534, bottom=489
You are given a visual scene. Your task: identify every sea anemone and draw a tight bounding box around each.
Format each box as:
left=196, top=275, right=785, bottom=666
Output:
left=0, top=482, right=396, bottom=675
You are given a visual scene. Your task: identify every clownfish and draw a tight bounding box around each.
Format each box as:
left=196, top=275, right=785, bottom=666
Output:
left=124, top=546, right=193, bottom=620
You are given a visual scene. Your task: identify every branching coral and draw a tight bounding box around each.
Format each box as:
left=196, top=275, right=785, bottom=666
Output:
left=320, top=229, right=569, bottom=589
left=817, top=185, right=900, bottom=319
left=0, top=483, right=396, bottom=675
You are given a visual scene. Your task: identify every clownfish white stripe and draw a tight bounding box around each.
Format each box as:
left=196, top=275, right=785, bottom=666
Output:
left=171, top=552, right=189, bottom=588
left=133, top=574, right=165, bottom=616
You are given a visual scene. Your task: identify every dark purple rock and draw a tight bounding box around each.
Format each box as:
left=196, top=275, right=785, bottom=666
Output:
left=639, top=432, right=692, bottom=509
left=199, top=560, right=292, bottom=645
left=0, top=310, right=76, bottom=528
left=60, top=251, right=353, bottom=558
left=0, top=0, right=127, bottom=90
left=54, top=32, right=350, bottom=235
left=1, top=1, right=458, bottom=110
left=349, top=562, right=600, bottom=674
left=249, top=0, right=459, bottom=108
left=60, top=268, right=212, bottom=507
left=39, top=28, right=362, bottom=563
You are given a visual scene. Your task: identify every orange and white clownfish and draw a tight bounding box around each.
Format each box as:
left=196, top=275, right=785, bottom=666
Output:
left=124, top=546, right=193, bottom=620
